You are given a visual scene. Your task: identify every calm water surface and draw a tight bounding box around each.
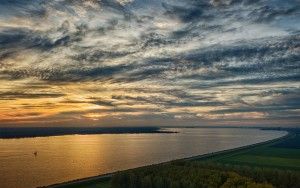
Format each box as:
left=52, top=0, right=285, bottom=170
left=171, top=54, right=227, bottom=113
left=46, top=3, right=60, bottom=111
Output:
left=0, top=128, right=286, bottom=188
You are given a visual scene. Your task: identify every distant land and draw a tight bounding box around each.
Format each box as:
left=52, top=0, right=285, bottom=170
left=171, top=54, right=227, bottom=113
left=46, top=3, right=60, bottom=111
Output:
left=0, top=127, right=176, bottom=139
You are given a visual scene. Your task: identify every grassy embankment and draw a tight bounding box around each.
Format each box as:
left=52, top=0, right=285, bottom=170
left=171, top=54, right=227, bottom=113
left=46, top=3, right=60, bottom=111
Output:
left=202, top=132, right=300, bottom=170
left=48, top=130, right=300, bottom=188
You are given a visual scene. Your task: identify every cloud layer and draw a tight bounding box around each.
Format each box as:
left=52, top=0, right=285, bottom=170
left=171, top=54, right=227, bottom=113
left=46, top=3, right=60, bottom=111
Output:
left=0, top=0, right=299, bottom=126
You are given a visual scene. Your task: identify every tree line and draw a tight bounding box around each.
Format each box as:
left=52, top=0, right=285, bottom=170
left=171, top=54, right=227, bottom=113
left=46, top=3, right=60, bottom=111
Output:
left=109, top=161, right=300, bottom=188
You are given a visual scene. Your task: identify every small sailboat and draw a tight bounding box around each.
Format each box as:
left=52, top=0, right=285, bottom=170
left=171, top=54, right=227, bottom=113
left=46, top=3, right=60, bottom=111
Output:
left=33, top=151, right=38, bottom=157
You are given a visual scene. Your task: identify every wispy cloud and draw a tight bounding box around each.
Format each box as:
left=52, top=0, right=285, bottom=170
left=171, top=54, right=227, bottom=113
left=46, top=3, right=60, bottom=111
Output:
left=0, top=0, right=299, bottom=126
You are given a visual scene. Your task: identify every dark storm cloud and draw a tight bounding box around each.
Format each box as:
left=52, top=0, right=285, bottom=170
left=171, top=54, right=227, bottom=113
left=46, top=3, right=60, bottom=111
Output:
left=0, top=92, right=65, bottom=100
left=0, top=28, right=78, bottom=61
left=72, top=50, right=133, bottom=62
left=88, top=97, right=116, bottom=107
left=249, top=0, right=300, bottom=23
left=59, top=106, right=163, bottom=116
left=212, top=105, right=300, bottom=114
left=1, top=64, right=133, bottom=82
left=183, top=36, right=299, bottom=67
left=211, top=93, right=300, bottom=114
left=63, top=65, right=132, bottom=81
left=140, top=33, right=174, bottom=49
left=187, top=73, right=300, bottom=89
left=20, top=103, right=57, bottom=110
left=0, top=29, right=47, bottom=50
left=111, top=94, right=223, bottom=107
left=0, top=0, right=46, bottom=17
left=162, top=2, right=206, bottom=22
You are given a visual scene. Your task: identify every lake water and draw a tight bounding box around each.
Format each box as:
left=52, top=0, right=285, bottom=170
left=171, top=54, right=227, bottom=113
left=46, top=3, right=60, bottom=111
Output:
left=0, top=128, right=286, bottom=188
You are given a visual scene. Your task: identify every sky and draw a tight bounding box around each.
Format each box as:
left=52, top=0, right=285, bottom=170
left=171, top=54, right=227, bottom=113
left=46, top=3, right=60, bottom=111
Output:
left=0, top=0, right=299, bottom=127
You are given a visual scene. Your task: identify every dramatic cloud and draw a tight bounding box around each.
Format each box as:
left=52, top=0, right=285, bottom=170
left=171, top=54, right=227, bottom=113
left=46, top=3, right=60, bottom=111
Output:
left=0, top=0, right=299, bottom=127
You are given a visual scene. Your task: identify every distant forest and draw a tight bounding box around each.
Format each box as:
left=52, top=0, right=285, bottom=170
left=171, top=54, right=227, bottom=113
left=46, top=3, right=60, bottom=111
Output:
left=0, top=127, right=174, bottom=138
left=110, top=161, right=300, bottom=188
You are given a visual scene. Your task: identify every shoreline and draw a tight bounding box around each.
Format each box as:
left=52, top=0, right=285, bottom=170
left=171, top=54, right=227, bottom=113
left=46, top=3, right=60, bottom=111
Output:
left=0, top=127, right=176, bottom=139
left=43, top=130, right=290, bottom=188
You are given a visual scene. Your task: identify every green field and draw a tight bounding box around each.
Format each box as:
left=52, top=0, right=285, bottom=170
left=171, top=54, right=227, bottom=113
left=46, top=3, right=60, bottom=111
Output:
left=50, top=131, right=300, bottom=188
left=204, top=133, right=300, bottom=171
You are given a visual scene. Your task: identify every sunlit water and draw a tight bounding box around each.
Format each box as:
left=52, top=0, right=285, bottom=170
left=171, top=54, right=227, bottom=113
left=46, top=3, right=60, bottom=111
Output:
left=0, top=128, right=286, bottom=188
